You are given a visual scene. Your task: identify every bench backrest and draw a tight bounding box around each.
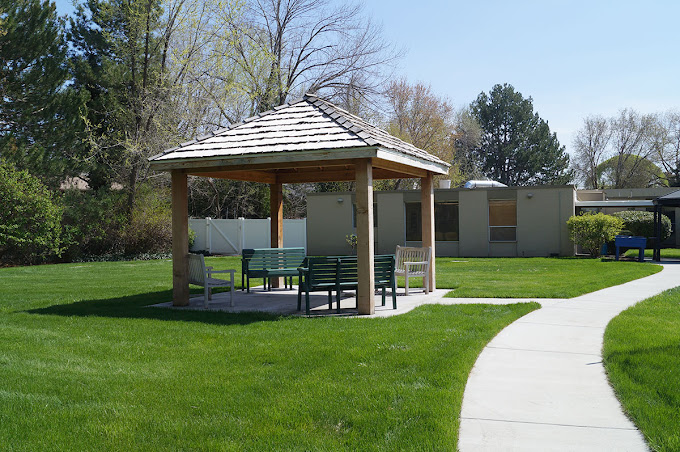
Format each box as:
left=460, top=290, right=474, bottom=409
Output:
left=188, top=253, right=206, bottom=285
left=242, top=247, right=306, bottom=272
left=336, top=255, right=395, bottom=285
left=395, top=245, right=431, bottom=272
left=305, top=257, right=339, bottom=287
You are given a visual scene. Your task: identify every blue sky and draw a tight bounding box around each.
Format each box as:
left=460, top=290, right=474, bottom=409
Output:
left=53, top=0, right=680, bottom=155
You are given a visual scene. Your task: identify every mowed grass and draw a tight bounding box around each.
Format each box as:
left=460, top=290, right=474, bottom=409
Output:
left=603, top=287, right=680, bottom=452
left=425, top=257, right=658, bottom=298
left=624, top=248, right=680, bottom=259
left=0, top=259, right=538, bottom=450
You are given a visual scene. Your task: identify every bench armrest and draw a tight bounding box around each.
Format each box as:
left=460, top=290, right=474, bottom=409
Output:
left=207, top=269, right=236, bottom=277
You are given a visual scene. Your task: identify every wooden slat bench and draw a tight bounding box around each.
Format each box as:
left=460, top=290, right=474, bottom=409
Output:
left=297, top=254, right=396, bottom=315
left=241, top=247, right=306, bottom=292
left=394, top=245, right=431, bottom=295
left=188, top=253, right=235, bottom=308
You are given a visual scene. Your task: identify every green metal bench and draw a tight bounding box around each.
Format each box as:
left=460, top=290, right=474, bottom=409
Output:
left=241, top=247, right=306, bottom=292
left=297, top=254, right=396, bottom=315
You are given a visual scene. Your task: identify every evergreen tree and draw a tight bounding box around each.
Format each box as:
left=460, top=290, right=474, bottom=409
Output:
left=0, top=0, right=85, bottom=187
left=470, top=83, right=572, bottom=186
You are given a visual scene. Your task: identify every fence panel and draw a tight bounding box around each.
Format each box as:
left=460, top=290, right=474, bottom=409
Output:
left=189, top=218, right=307, bottom=255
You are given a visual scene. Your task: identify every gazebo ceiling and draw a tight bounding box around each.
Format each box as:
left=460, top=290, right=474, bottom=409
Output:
left=148, top=93, right=450, bottom=183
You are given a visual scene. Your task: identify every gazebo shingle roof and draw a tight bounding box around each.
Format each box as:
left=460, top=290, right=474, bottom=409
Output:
left=150, top=93, right=449, bottom=169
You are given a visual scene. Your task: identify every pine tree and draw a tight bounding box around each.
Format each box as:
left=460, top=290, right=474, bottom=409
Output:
left=470, top=83, right=572, bottom=186
left=0, top=0, right=85, bottom=187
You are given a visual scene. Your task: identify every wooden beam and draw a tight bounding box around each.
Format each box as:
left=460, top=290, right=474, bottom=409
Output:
left=189, top=170, right=277, bottom=184
left=164, top=154, right=360, bottom=173
left=356, top=159, right=375, bottom=315
left=421, top=173, right=435, bottom=292
left=171, top=170, right=190, bottom=306
left=372, top=168, right=413, bottom=180
left=277, top=169, right=356, bottom=184
left=373, top=157, right=428, bottom=178
left=270, top=182, right=284, bottom=288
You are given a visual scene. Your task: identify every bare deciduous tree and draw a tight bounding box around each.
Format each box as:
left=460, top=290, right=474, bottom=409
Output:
left=652, top=111, right=680, bottom=186
left=381, top=78, right=455, bottom=189
left=572, top=116, right=611, bottom=189
left=572, top=109, right=668, bottom=189
left=227, top=0, right=401, bottom=114
left=607, top=109, right=659, bottom=188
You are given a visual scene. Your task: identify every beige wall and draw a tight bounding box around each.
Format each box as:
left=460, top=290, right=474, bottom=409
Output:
left=516, top=187, right=574, bottom=257
left=375, top=192, right=405, bottom=254
left=459, top=190, right=489, bottom=256
left=306, top=192, right=354, bottom=256
left=307, top=185, right=580, bottom=258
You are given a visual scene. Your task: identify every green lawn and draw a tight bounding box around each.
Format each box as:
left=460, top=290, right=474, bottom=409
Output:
left=431, top=257, right=659, bottom=298
left=623, top=248, right=680, bottom=259
left=0, top=259, right=538, bottom=450
left=227, top=255, right=659, bottom=299
left=603, top=287, right=680, bottom=452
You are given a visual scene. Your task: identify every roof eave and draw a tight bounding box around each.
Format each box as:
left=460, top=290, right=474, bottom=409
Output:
left=375, top=148, right=450, bottom=175
left=148, top=147, right=381, bottom=171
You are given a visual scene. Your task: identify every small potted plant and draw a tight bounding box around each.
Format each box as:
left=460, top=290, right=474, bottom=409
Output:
left=345, top=233, right=357, bottom=255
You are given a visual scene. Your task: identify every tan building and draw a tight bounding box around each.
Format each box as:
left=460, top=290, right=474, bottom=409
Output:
left=307, top=185, right=680, bottom=257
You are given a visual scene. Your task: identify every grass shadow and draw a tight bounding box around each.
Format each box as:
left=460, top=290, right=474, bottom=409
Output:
left=25, top=290, right=286, bottom=326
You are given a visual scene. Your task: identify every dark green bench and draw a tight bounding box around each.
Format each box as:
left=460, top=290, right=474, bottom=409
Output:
left=297, top=254, right=396, bottom=315
left=241, top=247, right=306, bottom=292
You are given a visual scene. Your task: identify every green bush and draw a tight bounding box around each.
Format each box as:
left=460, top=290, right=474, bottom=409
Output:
left=121, top=188, right=172, bottom=255
left=0, top=161, right=63, bottom=264
left=188, top=227, right=196, bottom=249
left=61, top=189, right=127, bottom=260
left=567, top=213, right=624, bottom=257
left=611, top=210, right=672, bottom=241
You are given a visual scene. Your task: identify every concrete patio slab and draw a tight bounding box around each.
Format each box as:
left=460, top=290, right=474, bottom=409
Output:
left=150, top=286, right=554, bottom=317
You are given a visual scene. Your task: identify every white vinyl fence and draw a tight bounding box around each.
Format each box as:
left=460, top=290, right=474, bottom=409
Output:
left=189, top=217, right=307, bottom=255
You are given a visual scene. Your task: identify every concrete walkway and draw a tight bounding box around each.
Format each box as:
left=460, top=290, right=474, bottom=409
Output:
left=458, top=262, right=680, bottom=451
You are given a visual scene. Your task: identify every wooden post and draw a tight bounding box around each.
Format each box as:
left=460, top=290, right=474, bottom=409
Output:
left=421, top=173, right=435, bottom=292
left=171, top=170, right=190, bottom=306
left=356, top=159, right=375, bottom=314
left=270, top=182, right=284, bottom=288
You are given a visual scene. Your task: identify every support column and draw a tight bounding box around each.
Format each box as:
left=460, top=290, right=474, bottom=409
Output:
left=421, top=173, right=435, bottom=292
left=270, top=182, right=284, bottom=288
left=171, top=170, right=189, bottom=306
left=356, top=159, right=375, bottom=314
left=654, top=205, right=661, bottom=261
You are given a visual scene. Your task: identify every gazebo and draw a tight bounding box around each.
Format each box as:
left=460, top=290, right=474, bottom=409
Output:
left=149, top=93, right=450, bottom=315
left=653, top=189, right=680, bottom=261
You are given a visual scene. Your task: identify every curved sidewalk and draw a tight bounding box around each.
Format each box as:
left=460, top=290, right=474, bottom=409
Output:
left=459, top=263, right=680, bottom=451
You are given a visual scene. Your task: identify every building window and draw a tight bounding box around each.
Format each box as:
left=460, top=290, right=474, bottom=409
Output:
left=405, top=202, right=459, bottom=241
left=352, top=203, right=377, bottom=228
left=405, top=203, right=421, bottom=241
left=489, top=200, right=517, bottom=242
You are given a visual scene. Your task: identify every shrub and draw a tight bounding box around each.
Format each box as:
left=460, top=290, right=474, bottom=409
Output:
left=121, top=187, right=172, bottom=255
left=61, top=189, right=127, bottom=260
left=567, top=213, right=624, bottom=257
left=0, top=161, right=63, bottom=264
left=610, top=210, right=672, bottom=241
left=188, top=227, right=196, bottom=249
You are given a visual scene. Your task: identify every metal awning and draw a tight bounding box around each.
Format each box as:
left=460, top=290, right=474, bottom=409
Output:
left=575, top=200, right=654, bottom=208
